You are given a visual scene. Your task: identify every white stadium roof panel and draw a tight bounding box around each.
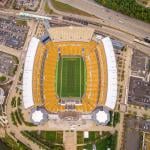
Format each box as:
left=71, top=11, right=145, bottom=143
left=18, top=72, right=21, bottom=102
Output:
left=102, top=37, right=117, bottom=110
left=23, top=37, right=39, bottom=109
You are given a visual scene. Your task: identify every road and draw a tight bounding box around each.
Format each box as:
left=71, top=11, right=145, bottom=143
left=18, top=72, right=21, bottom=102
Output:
left=1, top=0, right=150, bottom=41
left=48, top=0, right=150, bottom=55
left=63, top=131, right=76, bottom=150
left=0, top=44, right=21, bottom=57
left=57, top=0, right=150, bottom=39
left=0, top=1, right=150, bottom=52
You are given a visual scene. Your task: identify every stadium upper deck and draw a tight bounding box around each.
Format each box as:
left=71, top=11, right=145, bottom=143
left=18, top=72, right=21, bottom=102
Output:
left=23, top=27, right=117, bottom=113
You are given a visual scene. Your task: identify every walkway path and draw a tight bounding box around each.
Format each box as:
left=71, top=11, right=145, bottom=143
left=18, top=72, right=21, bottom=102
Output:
left=16, top=119, right=117, bottom=132
left=116, top=113, right=125, bottom=150
left=5, top=21, right=39, bottom=150
left=0, top=44, right=21, bottom=57
left=63, top=131, right=76, bottom=150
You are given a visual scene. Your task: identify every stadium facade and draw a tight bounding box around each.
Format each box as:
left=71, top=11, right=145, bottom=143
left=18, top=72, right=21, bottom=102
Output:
left=23, top=26, right=117, bottom=125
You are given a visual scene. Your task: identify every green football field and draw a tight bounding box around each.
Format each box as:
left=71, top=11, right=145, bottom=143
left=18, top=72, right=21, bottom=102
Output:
left=56, top=56, right=86, bottom=98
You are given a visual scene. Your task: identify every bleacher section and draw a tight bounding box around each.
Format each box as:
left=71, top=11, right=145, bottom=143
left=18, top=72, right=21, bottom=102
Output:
left=76, top=47, right=99, bottom=112
left=32, top=43, right=46, bottom=106
left=43, top=42, right=65, bottom=112
left=48, top=27, right=94, bottom=42
left=96, top=43, right=108, bottom=106
left=32, top=40, right=110, bottom=112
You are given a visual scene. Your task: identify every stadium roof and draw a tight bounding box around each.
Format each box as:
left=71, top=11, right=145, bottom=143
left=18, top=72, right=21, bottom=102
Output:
left=102, top=37, right=117, bottom=110
left=23, top=37, right=39, bottom=109
left=48, top=26, right=94, bottom=42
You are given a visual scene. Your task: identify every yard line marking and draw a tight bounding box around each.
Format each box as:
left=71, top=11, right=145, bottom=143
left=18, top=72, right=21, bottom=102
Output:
left=60, top=57, right=63, bottom=98
left=80, top=57, right=81, bottom=98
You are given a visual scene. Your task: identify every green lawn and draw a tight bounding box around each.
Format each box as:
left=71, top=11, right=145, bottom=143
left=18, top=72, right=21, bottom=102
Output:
left=0, top=133, right=31, bottom=150
left=56, top=57, right=86, bottom=98
left=21, top=131, right=64, bottom=150
left=77, top=131, right=84, bottom=144
left=44, top=1, right=53, bottom=14
left=0, top=76, right=6, bottom=82
left=77, top=131, right=118, bottom=150
left=51, top=0, right=93, bottom=17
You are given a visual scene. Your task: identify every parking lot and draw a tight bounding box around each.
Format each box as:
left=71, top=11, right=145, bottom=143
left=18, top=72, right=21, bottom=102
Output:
left=124, top=117, right=141, bottom=150
left=124, top=116, right=150, bottom=150
left=128, top=49, right=150, bottom=107
left=0, top=51, right=19, bottom=76
left=131, top=50, right=149, bottom=77
left=128, top=76, right=150, bottom=107
left=0, top=17, right=29, bottom=49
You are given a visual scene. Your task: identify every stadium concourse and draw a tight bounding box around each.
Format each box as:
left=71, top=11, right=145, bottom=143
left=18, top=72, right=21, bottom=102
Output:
left=23, top=26, right=117, bottom=125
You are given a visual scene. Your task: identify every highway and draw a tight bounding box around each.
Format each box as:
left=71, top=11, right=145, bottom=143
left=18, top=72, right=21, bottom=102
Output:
left=46, top=0, right=150, bottom=55
left=0, top=1, right=150, bottom=56
left=57, top=0, right=150, bottom=39
left=1, top=0, right=150, bottom=40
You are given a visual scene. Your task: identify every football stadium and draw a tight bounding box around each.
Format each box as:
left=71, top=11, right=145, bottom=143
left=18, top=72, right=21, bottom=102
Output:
left=23, top=26, right=117, bottom=125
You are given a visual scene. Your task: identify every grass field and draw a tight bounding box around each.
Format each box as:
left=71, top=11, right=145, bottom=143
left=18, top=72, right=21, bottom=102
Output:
left=56, top=56, right=86, bottom=98
left=51, top=0, right=94, bottom=17
left=77, top=131, right=117, bottom=150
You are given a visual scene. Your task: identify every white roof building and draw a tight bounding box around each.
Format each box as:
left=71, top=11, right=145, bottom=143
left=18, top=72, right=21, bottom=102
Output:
left=102, top=37, right=117, bottom=110
left=23, top=37, right=39, bottom=109
left=84, top=131, right=89, bottom=138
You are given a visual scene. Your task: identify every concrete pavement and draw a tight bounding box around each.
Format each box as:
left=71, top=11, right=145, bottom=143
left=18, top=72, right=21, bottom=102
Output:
left=0, top=44, right=21, bottom=57
left=63, top=131, right=76, bottom=150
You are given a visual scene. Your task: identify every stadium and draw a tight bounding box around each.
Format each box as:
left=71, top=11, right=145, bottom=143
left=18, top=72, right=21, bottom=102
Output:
left=23, top=26, right=117, bottom=125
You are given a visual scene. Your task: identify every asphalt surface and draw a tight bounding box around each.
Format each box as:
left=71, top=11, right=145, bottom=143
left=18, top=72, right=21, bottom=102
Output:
left=47, top=0, right=150, bottom=55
